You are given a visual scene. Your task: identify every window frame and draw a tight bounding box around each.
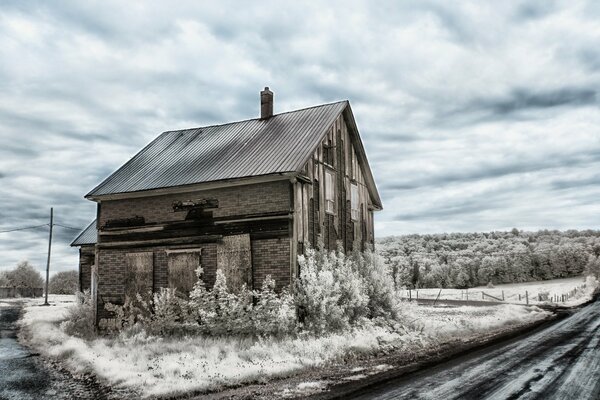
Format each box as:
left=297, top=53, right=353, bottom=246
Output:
left=324, top=168, right=335, bottom=214
left=351, top=183, right=359, bottom=221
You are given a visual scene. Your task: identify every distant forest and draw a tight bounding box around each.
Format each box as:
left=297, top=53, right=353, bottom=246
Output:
left=377, top=229, right=600, bottom=289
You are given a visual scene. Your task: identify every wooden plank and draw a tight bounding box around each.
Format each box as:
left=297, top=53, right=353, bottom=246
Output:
left=217, top=234, right=252, bottom=293
left=98, top=235, right=222, bottom=248
left=213, top=214, right=291, bottom=224
left=295, top=182, right=303, bottom=244
left=125, top=252, right=153, bottom=301
left=165, top=247, right=203, bottom=255
left=168, top=251, right=200, bottom=297
left=302, top=183, right=309, bottom=247
left=100, top=226, right=164, bottom=235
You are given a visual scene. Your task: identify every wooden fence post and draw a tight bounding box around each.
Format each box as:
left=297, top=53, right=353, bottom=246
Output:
left=502, top=290, right=505, bottom=301
left=526, top=291, right=529, bottom=305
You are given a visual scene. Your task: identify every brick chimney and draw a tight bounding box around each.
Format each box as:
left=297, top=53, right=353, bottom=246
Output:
left=260, top=87, right=273, bottom=119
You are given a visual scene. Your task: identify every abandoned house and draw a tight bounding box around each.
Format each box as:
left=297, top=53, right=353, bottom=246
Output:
left=71, top=88, right=382, bottom=322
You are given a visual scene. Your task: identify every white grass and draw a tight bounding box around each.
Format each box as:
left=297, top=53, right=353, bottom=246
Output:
left=16, top=295, right=553, bottom=398
left=402, top=276, right=599, bottom=307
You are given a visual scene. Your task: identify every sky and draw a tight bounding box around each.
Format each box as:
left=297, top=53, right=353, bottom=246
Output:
left=1, top=1, right=600, bottom=275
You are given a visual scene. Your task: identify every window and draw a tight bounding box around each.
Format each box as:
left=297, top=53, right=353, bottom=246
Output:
left=351, top=183, right=359, bottom=220
left=325, top=169, right=335, bottom=214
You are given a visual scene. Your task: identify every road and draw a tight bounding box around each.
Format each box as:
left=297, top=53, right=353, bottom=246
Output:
left=348, top=296, right=600, bottom=400
left=0, top=301, right=112, bottom=400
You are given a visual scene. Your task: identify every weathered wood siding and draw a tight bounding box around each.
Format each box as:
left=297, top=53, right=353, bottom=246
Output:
left=293, top=113, right=376, bottom=259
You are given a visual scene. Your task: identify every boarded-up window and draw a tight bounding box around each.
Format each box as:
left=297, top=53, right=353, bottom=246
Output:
left=217, top=234, right=252, bottom=293
left=125, top=252, right=153, bottom=301
left=167, top=251, right=200, bottom=297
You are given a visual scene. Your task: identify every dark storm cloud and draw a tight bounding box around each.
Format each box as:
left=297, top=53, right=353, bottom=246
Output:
left=435, top=88, right=599, bottom=128
left=551, top=174, right=600, bottom=191
left=380, top=150, right=600, bottom=194
left=473, top=88, right=598, bottom=115
left=394, top=191, right=511, bottom=222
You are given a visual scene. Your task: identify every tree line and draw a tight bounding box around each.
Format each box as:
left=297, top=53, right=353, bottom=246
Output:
left=377, top=229, right=600, bottom=289
left=0, top=261, right=78, bottom=294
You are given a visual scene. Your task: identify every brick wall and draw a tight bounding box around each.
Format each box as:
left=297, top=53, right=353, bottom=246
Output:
left=251, top=238, right=291, bottom=290
left=79, top=246, right=94, bottom=292
left=96, top=243, right=219, bottom=320
left=99, top=180, right=291, bottom=226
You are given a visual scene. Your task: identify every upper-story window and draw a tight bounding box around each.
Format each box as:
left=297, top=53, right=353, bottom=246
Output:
left=351, top=183, right=359, bottom=220
left=325, top=169, right=335, bottom=214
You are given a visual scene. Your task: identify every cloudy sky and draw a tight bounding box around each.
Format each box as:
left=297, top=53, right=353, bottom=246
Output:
left=1, top=1, right=600, bottom=275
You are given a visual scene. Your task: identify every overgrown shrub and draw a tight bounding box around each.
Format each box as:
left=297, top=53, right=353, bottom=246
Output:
left=105, top=267, right=296, bottom=337
left=101, top=293, right=153, bottom=333
left=97, top=249, right=402, bottom=338
left=61, top=291, right=95, bottom=339
left=295, top=248, right=398, bottom=334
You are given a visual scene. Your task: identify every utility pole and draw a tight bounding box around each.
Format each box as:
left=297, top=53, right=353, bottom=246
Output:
left=43, top=207, right=53, bottom=306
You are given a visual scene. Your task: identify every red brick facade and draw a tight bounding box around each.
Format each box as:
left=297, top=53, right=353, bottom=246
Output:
left=93, top=180, right=293, bottom=321
left=99, top=180, right=291, bottom=226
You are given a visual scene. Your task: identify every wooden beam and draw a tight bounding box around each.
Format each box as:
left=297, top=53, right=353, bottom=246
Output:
left=214, top=214, right=291, bottom=224
left=100, top=226, right=165, bottom=235
left=165, top=248, right=204, bottom=255
left=97, top=235, right=222, bottom=249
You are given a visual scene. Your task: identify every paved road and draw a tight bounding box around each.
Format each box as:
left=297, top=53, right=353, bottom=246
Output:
left=348, top=297, right=600, bottom=400
left=0, top=301, right=112, bottom=400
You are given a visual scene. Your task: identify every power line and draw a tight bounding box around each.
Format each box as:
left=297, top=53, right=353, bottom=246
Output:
left=54, top=223, right=82, bottom=231
left=0, top=224, right=48, bottom=234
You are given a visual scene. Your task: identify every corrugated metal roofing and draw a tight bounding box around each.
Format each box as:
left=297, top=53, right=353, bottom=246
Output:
left=70, top=219, right=97, bottom=246
left=87, top=101, right=349, bottom=197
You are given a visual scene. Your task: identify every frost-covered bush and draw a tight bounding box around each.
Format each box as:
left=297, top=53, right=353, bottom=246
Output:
left=190, top=269, right=254, bottom=335
left=102, top=293, right=153, bottom=333
left=189, top=269, right=296, bottom=336
left=148, top=288, right=197, bottom=336
left=355, top=250, right=398, bottom=319
left=295, top=248, right=398, bottom=334
left=61, top=291, right=95, bottom=339
left=105, top=267, right=296, bottom=337
left=251, top=276, right=296, bottom=336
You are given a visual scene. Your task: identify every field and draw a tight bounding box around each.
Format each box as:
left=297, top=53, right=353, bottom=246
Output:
left=400, top=276, right=598, bottom=307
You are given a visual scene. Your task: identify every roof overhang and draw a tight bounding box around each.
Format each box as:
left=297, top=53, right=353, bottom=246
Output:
left=85, top=172, right=298, bottom=202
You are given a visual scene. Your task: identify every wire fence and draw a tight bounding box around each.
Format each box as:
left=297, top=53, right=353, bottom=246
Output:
left=399, top=282, right=590, bottom=306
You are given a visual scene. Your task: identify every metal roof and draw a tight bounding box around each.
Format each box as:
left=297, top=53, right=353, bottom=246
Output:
left=70, top=219, right=97, bottom=246
left=87, top=101, right=349, bottom=197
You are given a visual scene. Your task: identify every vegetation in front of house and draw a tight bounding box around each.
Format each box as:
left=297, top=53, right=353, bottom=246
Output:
left=378, top=229, right=600, bottom=289
left=85, top=249, right=399, bottom=338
